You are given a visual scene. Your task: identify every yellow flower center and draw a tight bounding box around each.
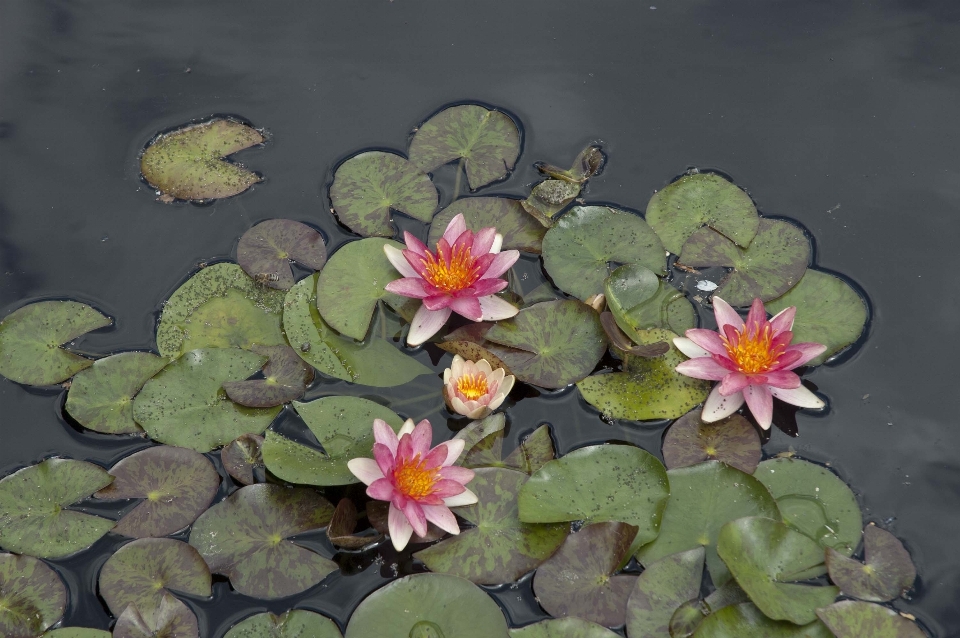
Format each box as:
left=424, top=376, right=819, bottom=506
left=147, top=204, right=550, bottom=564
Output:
left=456, top=373, right=489, bottom=401
left=723, top=323, right=784, bottom=374
left=421, top=244, right=480, bottom=293
left=393, top=455, right=440, bottom=500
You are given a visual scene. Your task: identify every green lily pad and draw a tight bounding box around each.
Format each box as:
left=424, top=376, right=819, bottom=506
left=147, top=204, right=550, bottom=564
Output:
left=44, top=629, right=112, bottom=638
left=330, top=151, right=438, bottom=237
left=462, top=424, right=556, bottom=475
left=224, top=610, right=343, bottom=638
left=64, top=352, right=167, bottom=434
left=625, top=547, right=705, bottom=637
left=826, top=524, right=916, bottom=602
left=133, top=348, right=280, bottom=452
left=603, top=263, right=659, bottom=317
left=576, top=328, right=710, bottom=421
left=221, top=433, right=265, bottom=485
left=237, top=219, right=327, bottom=291
left=635, top=461, right=781, bottom=587
left=717, top=517, right=839, bottom=625
left=453, top=413, right=506, bottom=462
left=679, top=219, right=810, bottom=306
left=222, top=345, right=314, bottom=408
left=483, top=300, right=607, bottom=389
left=765, top=269, right=868, bottom=366
left=600, top=311, right=670, bottom=358
left=112, top=593, right=199, bottom=638
left=541, top=206, right=666, bottom=301
left=328, top=498, right=381, bottom=549
left=345, top=573, right=509, bottom=638
left=517, top=444, right=669, bottom=549
left=645, top=173, right=759, bottom=255
left=408, top=104, right=521, bottom=190
left=95, top=446, right=220, bottom=538
left=0, top=553, right=66, bottom=638
left=283, top=274, right=432, bottom=386
left=670, top=601, right=708, bottom=638
left=754, top=458, right=862, bottom=560
left=816, top=600, right=926, bottom=638
left=156, top=262, right=286, bottom=357
left=140, top=118, right=263, bottom=202
left=605, top=269, right=696, bottom=336
left=533, top=522, right=639, bottom=627
left=0, top=458, right=114, bottom=558
left=509, top=618, right=619, bottom=638
left=98, top=538, right=211, bottom=619
left=694, top=603, right=834, bottom=638
left=415, top=468, right=568, bottom=584
left=262, top=396, right=404, bottom=486
left=428, top=197, right=547, bottom=253
left=189, top=483, right=336, bottom=599
left=0, top=300, right=111, bottom=386
left=662, top=412, right=762, bottom=474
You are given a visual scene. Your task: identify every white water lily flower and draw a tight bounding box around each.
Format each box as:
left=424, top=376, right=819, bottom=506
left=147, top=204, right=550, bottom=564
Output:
left=442, top=355, right=515, bottom=419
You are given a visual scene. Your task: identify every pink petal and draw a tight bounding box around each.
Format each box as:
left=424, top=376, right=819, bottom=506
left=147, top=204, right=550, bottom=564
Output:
left=383, top=244, right=419, bottom=278
left=403, top=231, right=429, bottom=257
left=450, top=296, right=483, bottom=321
left=347, top=458, right=384, bottom=485
left=745, top=298, right=767, bottom=335
left=436, top=238, right=452, bottom=266
left=771, top=331, right=794, bottom=351
left=396, top=434, right=414, bottom=465
left=771, top=349, right=802, bottom=371
left=408, top=420, right=434, bottom=458
left=472, top=227, right=497, bottom=256
left=423, top=295, right=454, bottom=311
left=404, top=250, right=430, bottom=278
left=439, top=438, right=465, bottom=466
left=407, top=305, right=452, bottom=347
left=421, top=444, right=449, bottom=470
left=442, top=214, right=468, bottom=245
left=770, top=384, right=825, bottom=409
left=761, top=370, right=801, bottom=389
left=478, top=295, right=518, bottom=321
left=674, top=337, right=710, bottom=359
left=373, top=443, right=396, bottom=477
left=432, top=479, right=468, bottom=498
left=402, top=500, right=428, bottom=537
left=712, top=297, right=744, bottom=332
left=373, top=419, right=400, bottom=455
left=743, top=384, right=774, bottom=430
left=384, top=277, right=430, bottom=299
left=480, top=250, right=520, bottom=279
left=467, top=278, right=508, bottom=299
left=769, top=305, right=796, bottom=335
left=388, top=503, right=415, bottom=551
left=719, top=372, right=750, bottom=396
left=780, top=342, right=827, bottom=368
left=439, top=465, right=475, bottom=484
left=702, top=384, right=745, bottom=422
left=421, top=504, right=461, bottom=535
left=675, top=357, right=731, bottom=381
left=367, top=478, right=397, bottom=502
left=685, top=329, right=729, bottom=356
left=443, top=488, right=479, bottom=507
left=452, top=228, right=474, bottom=256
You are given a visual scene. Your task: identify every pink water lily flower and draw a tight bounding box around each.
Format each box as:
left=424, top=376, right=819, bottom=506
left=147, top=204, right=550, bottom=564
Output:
left=673, top=297, right=827, bottom=430
left=443, top=355, right=515, bottom=419
left=383, top=213, right=520, bottom=347
left=347, top=418, right=477, bottom=551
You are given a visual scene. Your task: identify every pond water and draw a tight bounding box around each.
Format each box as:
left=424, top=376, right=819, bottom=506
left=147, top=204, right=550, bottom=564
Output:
left=1, top=1, right=959, bottom=636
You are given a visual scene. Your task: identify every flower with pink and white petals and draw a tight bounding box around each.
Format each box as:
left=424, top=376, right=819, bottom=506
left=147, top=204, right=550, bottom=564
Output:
left=346, top=418, right=478, bottom=551
left=442, top=355, right=515, bottom=419
left=383, top=213, right=521, bottom=347
left=673, top=296, right=827, bottom=430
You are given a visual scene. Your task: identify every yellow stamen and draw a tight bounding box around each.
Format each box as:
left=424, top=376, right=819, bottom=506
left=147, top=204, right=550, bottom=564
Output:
left=394, top=455, right=440, bottom=500
left=421, top=244, right=479, bottom=293
left=456, top=373, right=489, bottom=401
left=723, top=324, right=784, bottom=374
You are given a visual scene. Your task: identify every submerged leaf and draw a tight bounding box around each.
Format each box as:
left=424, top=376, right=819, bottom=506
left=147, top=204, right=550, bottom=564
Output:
left=429, top=197, right=547, bottom=253
left=0, top=553, right=66, bottom=638
left=222, top=344, right=314, bottom=407
left=662, top=411, right=762, bottom=474
left=224, top=610, right=343, bottom=638
left=221, top=433, right=265, bottom=486
left=826, top=524, right=916, bottom=602
left=625, top=547, right=705, bottom=638
left=816, top=600, right=926, bottom=638
left=65, top=352, right=167, bottom=434
left=237, top=219, right=327, bottom=290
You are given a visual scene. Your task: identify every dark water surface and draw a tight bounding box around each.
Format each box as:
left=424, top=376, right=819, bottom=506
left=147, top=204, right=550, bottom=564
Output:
left=2, top=1, right=959, bottom=636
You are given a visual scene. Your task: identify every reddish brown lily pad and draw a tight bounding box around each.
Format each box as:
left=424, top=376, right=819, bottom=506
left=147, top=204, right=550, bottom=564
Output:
left=625, top=547, right=705, bottom=637
left=221, top=433, right=265, bottom=485
left=237, top=219, right=327, bottom=290
left=662, top=411, right=762, bottom=474
left=328, top=498, right=382, bottom=550
left=222, top=344, right=314, bottom=408
left=112, top=593, right=199, bottom=638
left=826, top=524, right=916, bottom=602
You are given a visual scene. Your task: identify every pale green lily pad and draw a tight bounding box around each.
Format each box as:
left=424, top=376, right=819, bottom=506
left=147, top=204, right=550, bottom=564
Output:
left=0, top=300, right=111, bottom=385
left=330, top=151, right=438, bottom=237
left=625, top=547, right=705, bottom=638
left=262, top=396, right=404, bottom=486
left=345, top=573, right=509, bottom=638
left=461, top=424, right=556, bottom=475
left=98, top=538, right=211, bottom=619
left=636, top=461, right=781, bottom=587
left=576, top=328, right=710, bottom=421
left=0, top=553, right=66, bottom=638
left=0, top=459, right=114, bottom=558
left=662, top=412, right=762, bottom=474
left=645, top=173, right=759, bottom=255
left=140, top=118, right=263, bottom=201
left=816, top=601, right=926, bottom=638
left=236, top=219, right=327, bottom=291
left=509, top=618, right=619, bottom=638
left=765, top=269, right=868, bottom=366
left=408, top=104, right=521, bottom=190
left=44, top=629, right=112, bottom=638
left=605, top=269, right=696, bottom=336
left=156, top=262, right=286, bottom=357
left=679, top=220, right=810, bottom=306
left=64, top=352, right=167, bottom=434
left=541, top=206, right=666, bottom=301
left=415, top=468, right=568, bottom=584
left=826, top=525, right=916, bottom=602
left=189, top=483, right=336, bottom=599
left=112, top=593, right=199, bottom=638
left=133, top=348, right=280, bottom=452
left=428, top=197, right=547, bottom=253
left=717, top=517, right=839, bottom=625
left=223, top=610, right=343, bottom=638
left=694, top=603, right=834, bottom=638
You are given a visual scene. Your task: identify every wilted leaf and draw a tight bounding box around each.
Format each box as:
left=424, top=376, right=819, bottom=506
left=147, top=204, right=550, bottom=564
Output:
left=221, top=433, right=264, bottom=485
left=826, top=524, right=916, bottom=602
left=65, top=352, right=167, bottom=434
left=223, top=610, right=343, bottom=638
left=237, top=219, right=327, bottom=290
left=0, top=553, right=66, bottom=638
left=816, top=600, right=926, bottom=638
left=662, top=411, right=762, bottom=474
left=625, top=547, right=705, bottom=637
left=327, top=498, right=381, bottom=550
left=429, top=197, right=547, bottom=253
left=222, top=344, right=314, bottom=407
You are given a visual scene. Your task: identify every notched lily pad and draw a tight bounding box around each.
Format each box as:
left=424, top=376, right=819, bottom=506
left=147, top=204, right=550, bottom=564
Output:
left=453, top=413, right=506, bottom=462
left=461, top=424, right=556, bottom=475
left=224, top=610, right=343, bottom=638
left=327, top=498, right=382, bottom=550
left=112, top=593, right=199, bottom=638
left=662, top=411, right=762, bottom=474
left=140, top=118, right=263, bottom=202
left=330, top=151, right=438, bottom=237
left=65, top=352, right=167, bottom=434
left=0, top=553, right=66, bottom=638
left=694, top=603, right=834, bottom=638
left=816, top=600, right=926, bottom=638
left=222, top=344, right=314, bottom=407
left=221, top=433, right=265, bottom=485
left=237, top=219, right=327, bottom=290
left=826, top=524, right=916, bottom=602
left=625, top=547, right=705, bottom=638
left=428, top=197, right=547, bottom=253
left=509, top=618, right=619, bottom=638
left=0, top=300, right=111, bottom=386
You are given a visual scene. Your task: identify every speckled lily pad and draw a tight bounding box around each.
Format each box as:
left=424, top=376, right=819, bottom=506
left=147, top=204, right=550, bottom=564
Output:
left=662, top=411, right=762, bottom=474
left=0, top=553, right=66, bottom=638
left=509, top=618, right=618, bottom=638
left=223, top=610, right=343, bottom=638
left=826, top=525, right=916, bottom=602
left=625, top=547, right=705, bottom=638
left=816, top=600, right=925, bottom=638
left=112, top=593, right=199, bottom=638
left=221, top=433, right=265, bottom=485
left=695, top=603, right=834, bottom=637
left=64, top=352, right=167, bottom=434
left=222, top=344, right=314, bottom=408
left=237, top=219, right=327, bottom=290
left=428, top=197, right=547, bottom=253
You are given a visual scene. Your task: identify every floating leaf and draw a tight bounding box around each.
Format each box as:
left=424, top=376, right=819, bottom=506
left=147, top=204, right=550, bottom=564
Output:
left=662, top=411, right=762, bottom=474
left=462, top=424, right=556, bottom=475
left=605, top=269, right=697, bottom=336
left=717, top=517, right=839, bottom=625
left=453, top=413, right=506, bottom=461
left=541, top=206, right=665, bottom=301
left=603, top=264, right=659, bottom=318
left=509, top=618, right=619, bottom=638
left=221, top=433, right=264, bottom=485
left=533, top=522, right=639, bottom=627
left=428, top=197, right=547, bottom=253
left=140, top=118, right=263, bottom=201
left=0, top=553, right=66, bottom=638
left=156, top=263, right=286, bottom=357
left=694, top=603, right=834, bottom=638
left=522, top=179, right=581, bottom=223
left=283, top=274, right=432, bottom=386
left=262, top=396, right=404, bottom=486
left=189, top=483, right=335, bottom=599
left=635, top=461, right=781, bottom=586
left=64, top=352, right=167, bottom=434
left=112, top=594, right=199, bottom=638
left=625, top=547, right=705, bottom=638
left=133, top=348, right=280, bottom=452
left=765, top=269, right=868, bottom=366
left=222, top=345, right=313, bottom=407
left=438, top=323, right=516, bottom=375
left=0, top=459, right=113, bottom=558
left=816, top=600, right=926, bottom=638
left=600, top=311, right=669, bottom=357
left=679, top=220, right=809, bottom=306
left=44, top=629, right=111, bottom=638
left=330, top=151, right=437, bottom=237
left=328, top=498, right=381, bottom=549
left=0, top=300, right=111, bottom=385
left=645, top=173, right=759, bottom=255
left=576, top=328, right=710, bottom=421
left=224, top=610, right=343, bottom=638
left=95, top=446, right=220, bottom=538
left=345, top=573, right=509, bottom=638
left=237, top=219, right=327, bottom=290
left=408, top=104, right=521, bottom=190
left=98, top=538, right=210, bottom=619
left=826, top=525, right=916, bottom=602
left=415, top=468, right=568, bottom=584
left=670, top=600, right=707, bottom=638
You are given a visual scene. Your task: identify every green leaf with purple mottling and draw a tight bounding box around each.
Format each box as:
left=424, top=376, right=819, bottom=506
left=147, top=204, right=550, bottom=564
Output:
left=65, top=352, right=167, bottom=434
left=221, top=433, right=264, bottom=485
left=0, top=553, right=66, bottom=638
left=694, top=603, right=833, bottom=638
left=662, top=411, right=762, bottom=474
left=112, top=593, right=199, bottom=638
left=429, top=197, right=547, bottom=253
left=625, top=547, right=705, bottom=638
left=816, top=601, right=926, bottom=638
left=237, top=219, right=327, bottom=291
left=222, top=344, right=314, bottom=408
left=826, top=525, right=916, bottom=602
left=461, top=424, right=556, bottom=475
left=223, top=609, right=343, bottom=638
left=509, top=617, right=619, bottom=637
